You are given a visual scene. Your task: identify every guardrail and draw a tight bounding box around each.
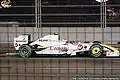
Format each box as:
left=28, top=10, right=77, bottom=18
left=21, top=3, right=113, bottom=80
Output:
left=0, top=22, right=19, bottom=27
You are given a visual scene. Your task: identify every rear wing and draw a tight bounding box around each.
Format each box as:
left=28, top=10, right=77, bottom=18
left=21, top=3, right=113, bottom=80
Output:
left=14, top=34, right=31, bottom=50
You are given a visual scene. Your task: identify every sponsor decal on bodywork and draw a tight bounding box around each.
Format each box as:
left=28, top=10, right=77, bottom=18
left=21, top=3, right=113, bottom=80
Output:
left=14, top=43, right=18, bottom=47
left=15, top=40, right=27, bottom=42
left=39, top=39, right=48, bottom=42
left=106, top=52, right=119, bottom=56
left=77, top=44, right=83, bottom=50
left=50, top=46, right=68, bottom=50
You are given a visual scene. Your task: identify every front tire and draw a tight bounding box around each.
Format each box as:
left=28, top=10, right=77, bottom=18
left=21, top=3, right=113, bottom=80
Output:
left=89, top=44, right=103, bottom=58
left=18, top=44, right=32, bottom=58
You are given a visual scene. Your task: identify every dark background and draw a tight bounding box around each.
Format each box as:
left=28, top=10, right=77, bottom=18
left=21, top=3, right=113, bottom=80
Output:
left=0, top=0, right=120, bottom=27
left=0, top=0, right=35, bottom=27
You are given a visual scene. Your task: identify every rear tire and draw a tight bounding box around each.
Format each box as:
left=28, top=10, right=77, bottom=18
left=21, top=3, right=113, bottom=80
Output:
left=18, top=44, right=33, bottom=58
left=89, top=44, right=103, bottom=58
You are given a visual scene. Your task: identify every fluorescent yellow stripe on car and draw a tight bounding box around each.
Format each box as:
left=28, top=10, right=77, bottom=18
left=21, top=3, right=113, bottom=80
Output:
left=37, top=46, right=48, bottom=48
left=100, top=44, right=119, bottom=52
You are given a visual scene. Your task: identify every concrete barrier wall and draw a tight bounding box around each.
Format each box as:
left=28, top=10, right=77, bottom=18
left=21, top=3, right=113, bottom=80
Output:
left=0, top=27, right=120, bottom=44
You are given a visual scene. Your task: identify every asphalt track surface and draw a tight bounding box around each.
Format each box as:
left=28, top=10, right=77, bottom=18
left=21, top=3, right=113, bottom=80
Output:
left=0, top=44, right=120, bottom=80
left=1, top=55, right=120, bottom=80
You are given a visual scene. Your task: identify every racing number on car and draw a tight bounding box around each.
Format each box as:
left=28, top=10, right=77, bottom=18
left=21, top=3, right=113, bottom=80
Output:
left=78, top=44, right=83, bottom=50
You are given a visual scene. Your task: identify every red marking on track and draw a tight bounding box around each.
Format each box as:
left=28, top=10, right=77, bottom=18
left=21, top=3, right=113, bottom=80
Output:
left=0, top=52, right=7, bottom=54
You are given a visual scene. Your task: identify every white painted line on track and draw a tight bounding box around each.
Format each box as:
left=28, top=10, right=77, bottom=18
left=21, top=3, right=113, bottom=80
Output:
left=6, top=53, right=17, bottom=55
left=0, top=53, right=16, bottom=56
left=0, top=53, right=120, bottom=60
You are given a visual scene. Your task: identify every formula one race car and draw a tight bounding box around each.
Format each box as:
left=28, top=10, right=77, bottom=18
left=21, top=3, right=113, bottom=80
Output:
left=14, top=33, right=120, bottom=58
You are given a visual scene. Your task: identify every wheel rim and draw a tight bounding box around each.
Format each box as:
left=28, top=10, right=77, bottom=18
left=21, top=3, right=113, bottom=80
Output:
left=89, top=44, right=103, bottom=57
left=19, top=45, right=31, bottom=58
left=92, top=47, right=100, bottom=54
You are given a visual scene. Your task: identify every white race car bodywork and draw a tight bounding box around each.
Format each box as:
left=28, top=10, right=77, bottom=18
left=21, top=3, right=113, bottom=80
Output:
left=14, top=34, right=120, bottom=58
